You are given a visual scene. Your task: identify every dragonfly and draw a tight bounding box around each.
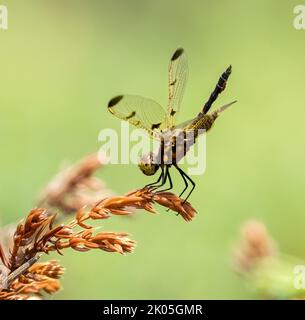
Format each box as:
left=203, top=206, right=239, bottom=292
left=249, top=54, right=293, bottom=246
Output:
left=107, top=48, right=236, bottom=201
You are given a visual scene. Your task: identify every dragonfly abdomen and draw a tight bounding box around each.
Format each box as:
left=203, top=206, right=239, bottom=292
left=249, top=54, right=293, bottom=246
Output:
left=186, top=113, right=217, bottom=135
left=202, top=65, right=232, bottom=115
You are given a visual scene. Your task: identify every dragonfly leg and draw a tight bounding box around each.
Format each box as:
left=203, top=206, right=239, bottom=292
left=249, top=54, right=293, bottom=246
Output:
left=148, top=166, right=167, bottom=191
left=175, top=165, right=196, bottom=203
left=182, top=171, right=196, bottom=203
left=156, top=166, right=173, bottom=193
left=144, top=166, right=163, bottom=189
left=157, top=168, right=174, bottom=212
left=174, top=164, right=188, bottom=198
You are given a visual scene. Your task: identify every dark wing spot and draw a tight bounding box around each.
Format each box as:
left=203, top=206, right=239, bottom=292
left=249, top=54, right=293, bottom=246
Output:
left=126, top=111, right=136, bottom=119
left=170, top=79, right=177, bottom=86
left=108, top=95, right=124, bottom=108
left=170, top=109, right=176, bottom=116
left=151, top=122, right=162, bottom=130
left=171, top=48, right=184, bottom=61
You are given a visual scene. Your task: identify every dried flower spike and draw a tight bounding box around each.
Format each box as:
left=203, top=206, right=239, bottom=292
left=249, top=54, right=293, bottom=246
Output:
left=38, top=153, right=112, bottom=214
left=1, top=154, right=197, bottom=300
left=232, top=220, right=277, bottom=275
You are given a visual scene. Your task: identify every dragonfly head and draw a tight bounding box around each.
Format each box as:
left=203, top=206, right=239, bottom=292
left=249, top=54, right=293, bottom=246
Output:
left=138, top=152, right=159, bottom=176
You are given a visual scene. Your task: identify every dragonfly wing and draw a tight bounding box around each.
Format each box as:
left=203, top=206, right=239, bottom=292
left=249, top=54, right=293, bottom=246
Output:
left=167, top=48, right=188, bottom=128
left=107, top=94, right=167, bottom=138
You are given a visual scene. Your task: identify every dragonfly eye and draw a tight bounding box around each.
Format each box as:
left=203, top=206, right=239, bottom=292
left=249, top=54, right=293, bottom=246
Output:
left=138, top=153, right=159, bottom=176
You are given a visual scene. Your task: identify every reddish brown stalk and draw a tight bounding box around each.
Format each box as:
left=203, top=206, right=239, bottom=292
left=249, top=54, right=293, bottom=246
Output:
left=0, top=260, right=64, bottom=300
left=0, top=185, right=196, bottom=300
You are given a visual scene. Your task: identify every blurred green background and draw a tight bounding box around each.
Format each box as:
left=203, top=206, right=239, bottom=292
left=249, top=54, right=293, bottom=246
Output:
left=1, top=0, right=305, bottom=299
